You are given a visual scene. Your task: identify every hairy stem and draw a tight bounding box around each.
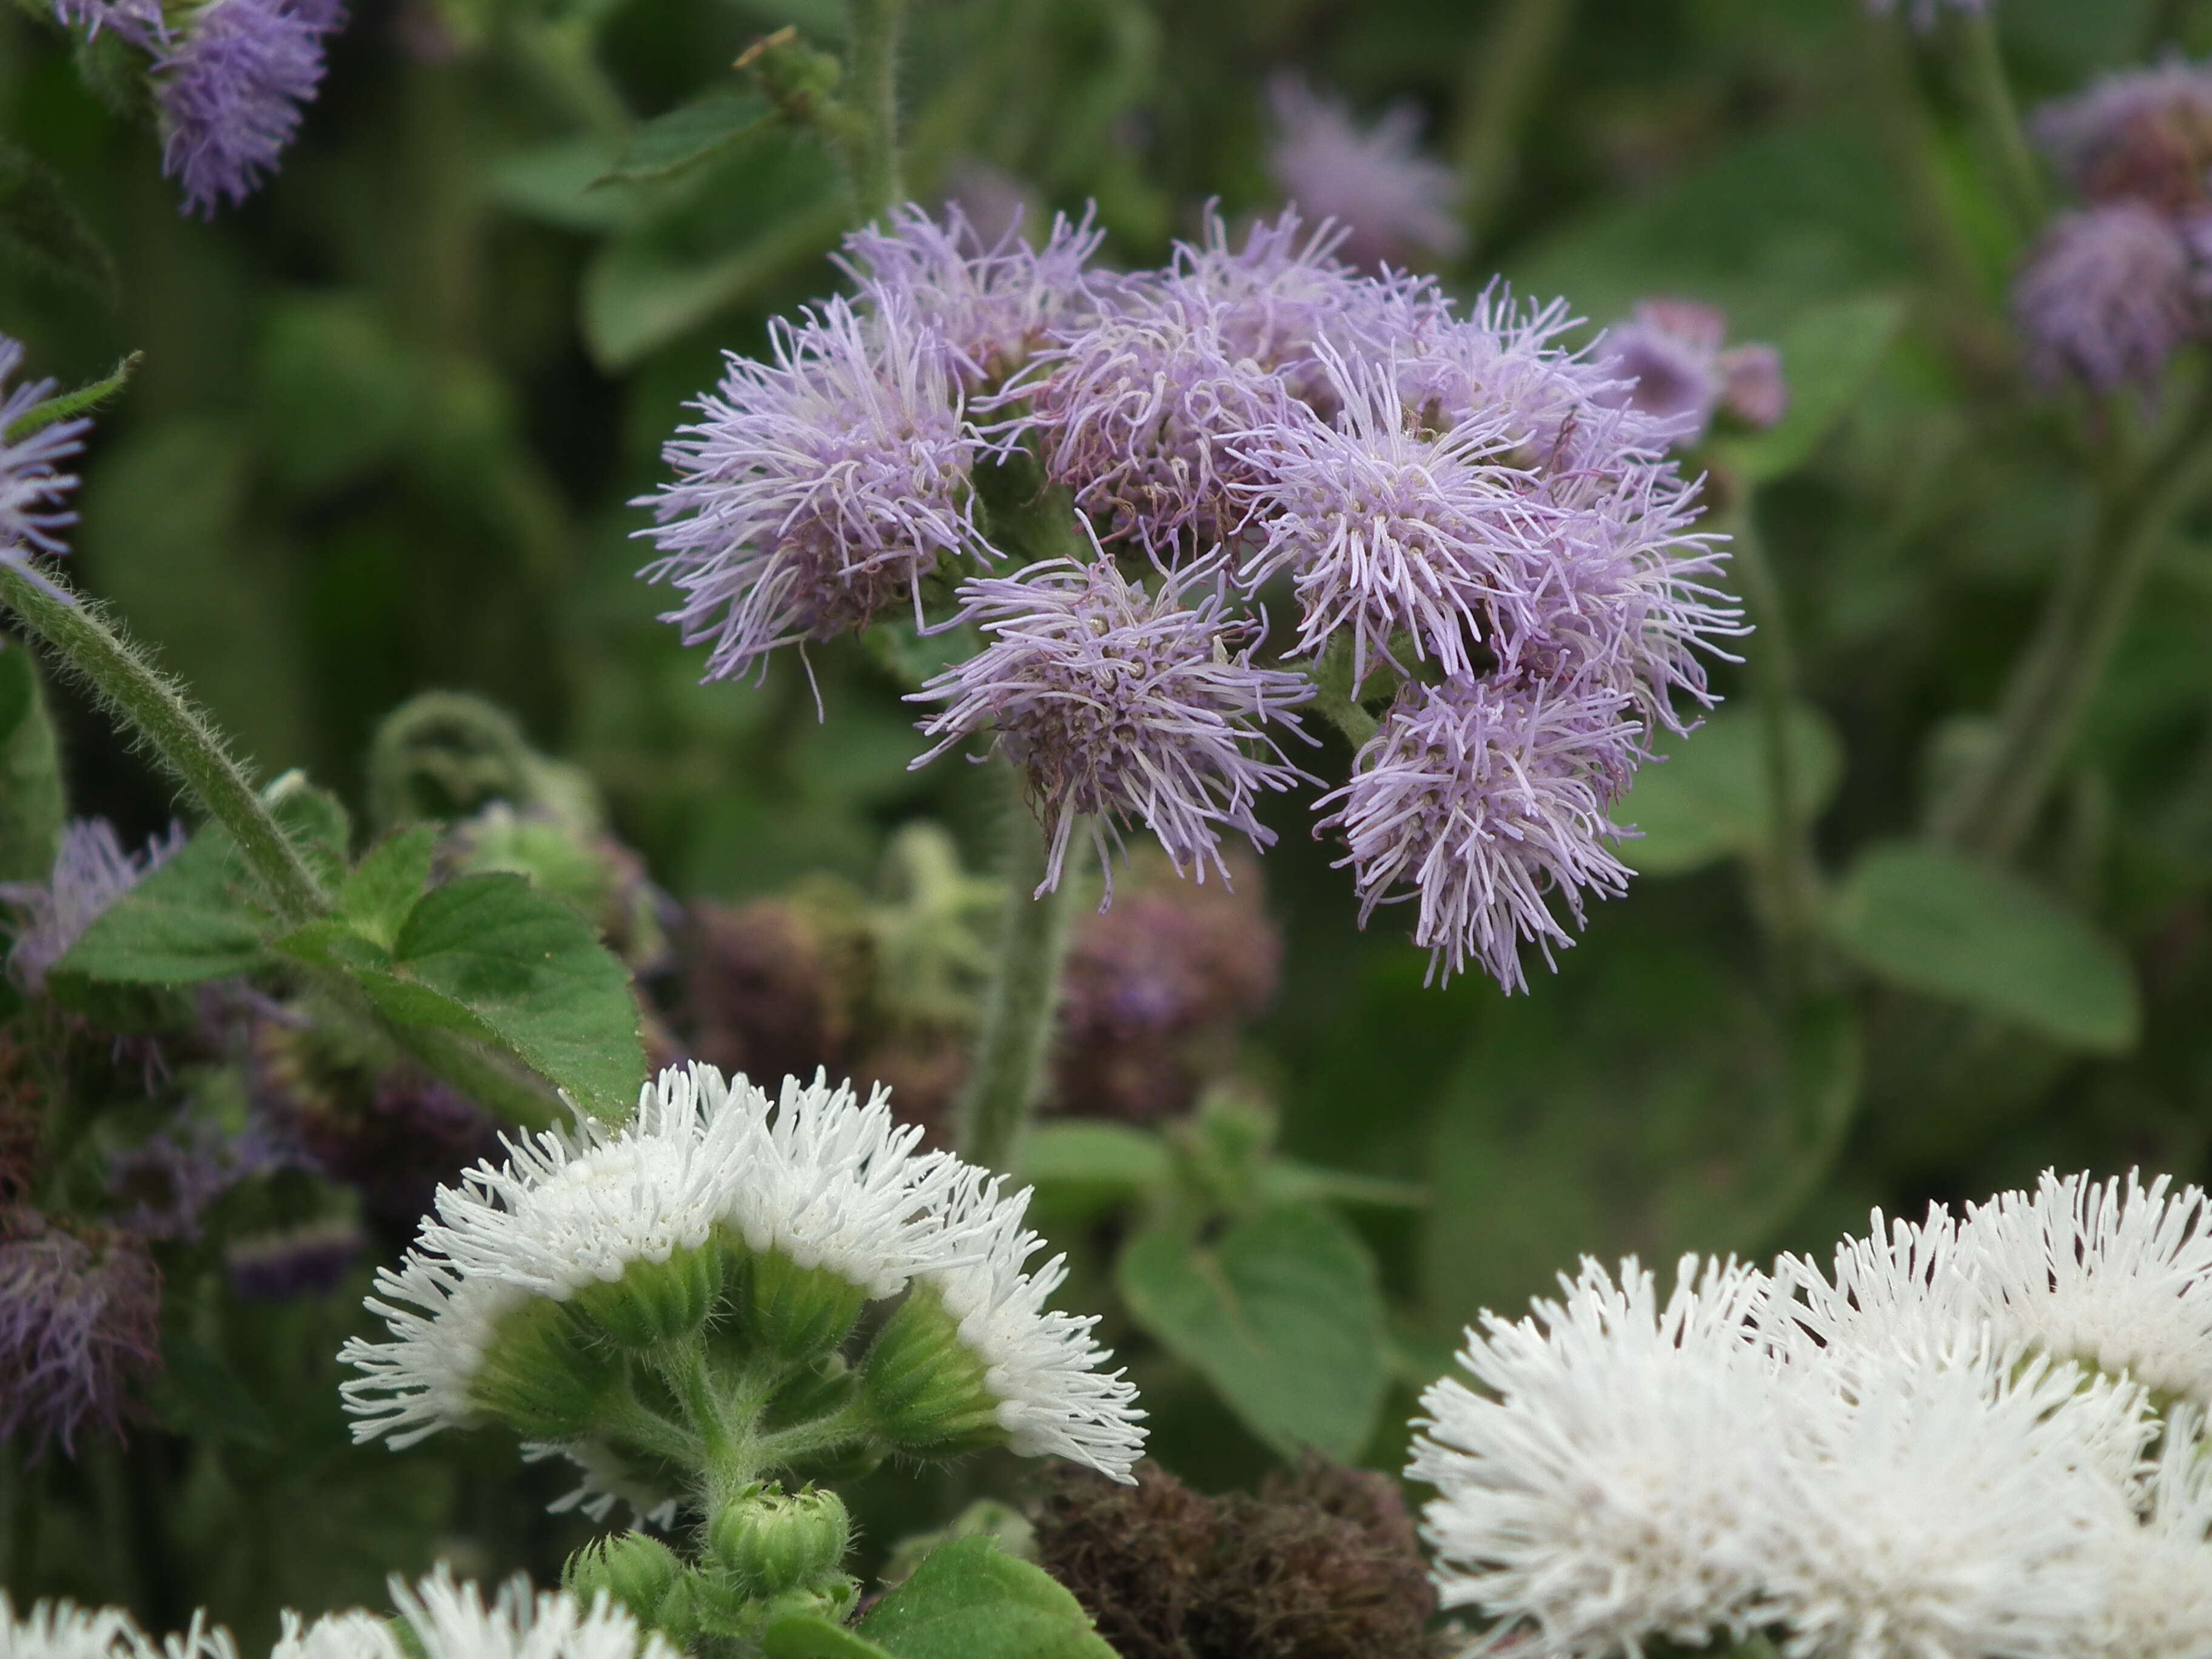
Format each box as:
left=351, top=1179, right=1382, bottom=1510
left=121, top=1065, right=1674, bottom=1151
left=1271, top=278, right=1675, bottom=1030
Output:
left=956, top=779, right=1079, bottom=1173
left=1935, top=392, right=2212, bottom=858
left=1451, top=0, right=1577, bottom=248
left=0, top=561, right=329, bottom=925
left=842, top=0, right=907, bottom=222
left=1949, top=8, right=2043, bottom=241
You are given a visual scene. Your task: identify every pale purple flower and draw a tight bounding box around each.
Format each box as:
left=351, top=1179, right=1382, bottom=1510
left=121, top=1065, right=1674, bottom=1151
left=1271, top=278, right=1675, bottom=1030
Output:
left=0, top=1218, right=161, bottom=1458
left=0, top=335, right=91, bottom=568
left=153, top=0, right=348, bottom=217
left=636, top=295, right=992, bottom=684
left=1265, top=74, right=1466, bottom=271
left=1592, top=299, right=1790, bottom=446
left=1234, top=347, right=1553, bottom=689
left=2031, top=57, right=2212, bottom=213
left=2014, top=203, right=2200, bottom=394
left=50, top=0, right=164, bottom=49
left=837, top=201, right=1105, bottom=386
left=1, top=819, right=186, bottom=996
left=1315, top=675, right=1638, bottom=990
left=910, top=542, right=1315, bottom=896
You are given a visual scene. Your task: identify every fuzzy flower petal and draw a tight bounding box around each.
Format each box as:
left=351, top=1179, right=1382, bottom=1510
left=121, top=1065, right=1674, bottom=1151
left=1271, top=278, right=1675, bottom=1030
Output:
left=2014, top=203, right=2200, bottom=395
left=1, top=819, right=186, bottom=996
left=909, top=543, right=1315, bottom=896
left=1265, top=74, right=1466, bottom=271
left=636, top=296, right=990, bottom=683
left=0, top=335, right=92, bottom=564
left=153, top=0, right=347, bottom=217
left=382, top=1568, right=679, bottom=1659
left=0, top=1594, right=148, bottom=1659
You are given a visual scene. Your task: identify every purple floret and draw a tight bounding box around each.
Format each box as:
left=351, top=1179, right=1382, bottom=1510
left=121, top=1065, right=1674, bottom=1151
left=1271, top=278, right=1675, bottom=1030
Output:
left=1, top=819, right=186, bottom=996
left=910, top=540, right=1315, bottom=896
left=153, top=0, right=348, bottom=217
left=0, top=337, right=91, bottom=567
left=1265, top=74, right=1466, bottom=272
left=637, top=295, right=992, bottom=684
left=2014, top=203, right=2202, bottom=395
left=1316, top=674, right=1640, bottom=989
left=50, top=0, right=166, bottom=49
left=0, top=1217, right=162, bottom=1458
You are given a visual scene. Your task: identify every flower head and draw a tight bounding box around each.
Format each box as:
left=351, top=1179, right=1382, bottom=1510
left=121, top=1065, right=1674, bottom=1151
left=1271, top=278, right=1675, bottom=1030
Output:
left=637, top=297, right=989, bottom=684
left=153, top=0, right=347, bottom=217
left=49, top=0, right=166, bottom=47
left=0, top=1217, right=163, bottom=1458
left=1, top=819, right=185, bottom=996
left=1317, top=675, right=1639, bottom=989
left=1264, top=74, right=1466, bottom=271
left=380, top=1568, right=678, bottom=1659
left=1592, top=298, right=1791, bottom=446
left=910, top=545, right=1315, bottom=896
left=2033, top=57, right=2212, bottom=213
left=0, top=335, right=92, bottom=565
left=0, top=1594, right=146, bottom=1659
left=2014, top=203, right=2202, bottom=395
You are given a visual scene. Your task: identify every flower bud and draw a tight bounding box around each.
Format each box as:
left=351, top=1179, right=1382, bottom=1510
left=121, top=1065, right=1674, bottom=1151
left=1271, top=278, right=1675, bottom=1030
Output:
left=708, top=1483, right=852, bottom=1597
left=728, top=1244, right=868, bottom=1362
left=862, top=1285, right=1007, bottom=1455
left=572, top=1242, right=725, bottom=1350
left=469, top=1296, right=623, bottom=1439
left=564, top=1530, right=689, bottom=1628
left=763, top=1351, right=860, bottom=1432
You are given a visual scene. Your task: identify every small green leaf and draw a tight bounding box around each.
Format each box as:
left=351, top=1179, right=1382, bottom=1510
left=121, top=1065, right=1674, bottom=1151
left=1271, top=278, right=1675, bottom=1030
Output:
left=484, top=138, right=639, bottom=234
left=0, top=140, right=118, bottom=303
left=1021, top=1121, right=1169, bottom=1191
left=1116, top=1205, right=1387, bottom=1461
left=763, top=1617, right=896, bottom=1659
left=0, top=646, right=64, bottom=883
left=856, top=1537, right=1116, bottom=1659
left=1715, top=294, right=1903, bottom=484
left=1826, top=843, right=2140, bottom=1051
left=358, top=873, right=645, bottom=1119
left=603, top=91, right=776, bottom=183
left=1619, top=705, right=1845, bottom=877
left=339, top=825, right=441, bottom=951
left=3, top=352, right=141, bottom=443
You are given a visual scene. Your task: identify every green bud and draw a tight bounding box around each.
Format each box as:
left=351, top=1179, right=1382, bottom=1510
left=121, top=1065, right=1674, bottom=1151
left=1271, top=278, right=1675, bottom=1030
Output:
left=728, top=1244, right=869, bottom=1362
left=572, top=1243, right=725, bottom=1350
left=563, top=1532, right=688, bottom=1629
left=470, top=1296, right=622, bottom=1439
left=708, top=1483, right=853, bottom=1597
left=861, top=1285, right=1007, bottom=1456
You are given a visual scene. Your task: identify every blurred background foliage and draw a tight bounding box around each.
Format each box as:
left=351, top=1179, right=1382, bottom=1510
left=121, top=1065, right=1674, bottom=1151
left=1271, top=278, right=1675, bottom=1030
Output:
left=6, top=0, right=2212, bottom=1642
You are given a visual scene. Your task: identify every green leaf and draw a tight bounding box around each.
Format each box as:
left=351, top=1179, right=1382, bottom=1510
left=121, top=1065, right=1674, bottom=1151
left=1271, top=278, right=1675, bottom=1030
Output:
left=3, top=352, right=141, bottom=443
left=1116, top=1205, right=1387, bottom=1461
left=484, top=139, right=639, bottom=234
left=339, top=825, right=441, bottom=951
left=856, top=1538, right=1116, bottom=1659
left=604, top=92, right=776, bottom=183
left=1825, top=843, right=2140, bottom=1051
left=763, top=1617, right=896, bottom=1659
left=149, top=1334, right=279, bottom=1449
left=1618, top=705, right=1845, bottom=877
left=0, top=646, right=63, bottom=883
left=1715, top=294, right=1903, bottom=484
left=583, top=198, right=846, bottom=368
left=1259, top=1159, right=1426, bottom=1210
left=1020, top=1121, right=1168, bottom=1193
left=0, top=140, right=118, bottom=303
left=343, top=873, right=645, bottom=1119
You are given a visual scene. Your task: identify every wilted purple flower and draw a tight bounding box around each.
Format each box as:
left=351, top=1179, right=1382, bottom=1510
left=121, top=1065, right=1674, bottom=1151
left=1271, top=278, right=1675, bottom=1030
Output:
left=837, top=202, right=1105, bottom=386
left=2014, top=203, right=2200, bottom=394
left=1863, top=0, right=1991, bottom=30
left=1316, top=674, right=1639, bottom=989
left=1592, top=299, right=1790, bottom=445
left=0, top=336, right=90, bottom=567
left=226, top=1218, right=363, bottom=1301
left=1, top=819, right=186, bottom=996
left=2031, top=57, right=2212, bottom=213
left=637, top=296, right=991, bottom=685
left=153, top=0, right=348, bottom=217
left=1235, top=347, right=1551, bottom=689
left=910, top=542, right=1315, bottom=895
left=1265, top=74, right=1467, bottom=271
left=0, top=1216, right=161, bottom=1458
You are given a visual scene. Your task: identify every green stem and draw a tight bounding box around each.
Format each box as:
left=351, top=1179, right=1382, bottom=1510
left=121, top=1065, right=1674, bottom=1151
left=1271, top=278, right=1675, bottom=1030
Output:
left=842, top=0, right=907, bottom=222
left=956, top=780, right=1079, bottom=1173
left=1935, top=391, right=2212, bottom=859
left=756, top=1395, right=874, bottom=1466
left=1726, top=498, right=1824, bottom=997
left=1450, top=0, right=1576, bottom=249
left=1948, top=8, right=2043, bottom=242
left=0, top=562, right=328, bottom=925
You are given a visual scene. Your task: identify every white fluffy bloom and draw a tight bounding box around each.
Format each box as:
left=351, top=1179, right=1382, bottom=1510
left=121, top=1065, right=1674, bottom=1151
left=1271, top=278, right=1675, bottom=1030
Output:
left=0, top=1595, right=149, bottom=1659
left=2088, top=1408, right=2212, bottom=1659
left=521, top=1438, right=682, bottom=1530
left=338, top=1064, right=971, bottom=1449
left=1409, top=1256, right=1781, bottom=1655
left=383, top=1570, right=674, bottom=1659
left=916, top=1173, right=1148, bottom=1483
left=267, top=1610, right=401, bottom=1659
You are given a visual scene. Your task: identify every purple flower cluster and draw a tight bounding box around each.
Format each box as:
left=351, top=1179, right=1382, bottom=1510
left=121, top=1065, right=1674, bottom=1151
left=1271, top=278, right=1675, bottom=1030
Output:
left=1265, top=75, right=1466, bottom=272
left=0, top=1215, right=161, bottom=1458
left=0, top=336, right=91, bottom=591
left=2017, top=58, right=2212, bottom=395
left=1, top=819, right=185, bottom=996
left=642, top=207, right=1730, bottom=989
left=1591, top=299, right=1788, bottom=446
left=49, top=0, right=346, bottom=216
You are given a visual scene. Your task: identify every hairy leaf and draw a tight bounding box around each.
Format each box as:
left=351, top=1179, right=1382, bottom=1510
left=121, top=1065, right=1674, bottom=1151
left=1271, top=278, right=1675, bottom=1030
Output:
left=856, top=1537, right=1116, bottom=1659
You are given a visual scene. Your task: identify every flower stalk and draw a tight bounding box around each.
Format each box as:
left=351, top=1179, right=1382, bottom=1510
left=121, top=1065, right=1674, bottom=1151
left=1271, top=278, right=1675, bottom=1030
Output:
left=1949, top=8, right=2045, bottom=243
left=842, top=0, right=907, bottom=223
left=0, top=560, right=328, bottom=926
left=1451, top=0, right=1576, bottom=248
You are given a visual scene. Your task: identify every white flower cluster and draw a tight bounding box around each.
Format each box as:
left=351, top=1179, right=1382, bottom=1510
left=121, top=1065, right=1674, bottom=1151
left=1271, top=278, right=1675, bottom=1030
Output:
left=0, top=1571, right=672, bottom=1659
left=338, top=1064, right=1145, bottom=1482
left=1410, top=1170, right=2212, bottom=1659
